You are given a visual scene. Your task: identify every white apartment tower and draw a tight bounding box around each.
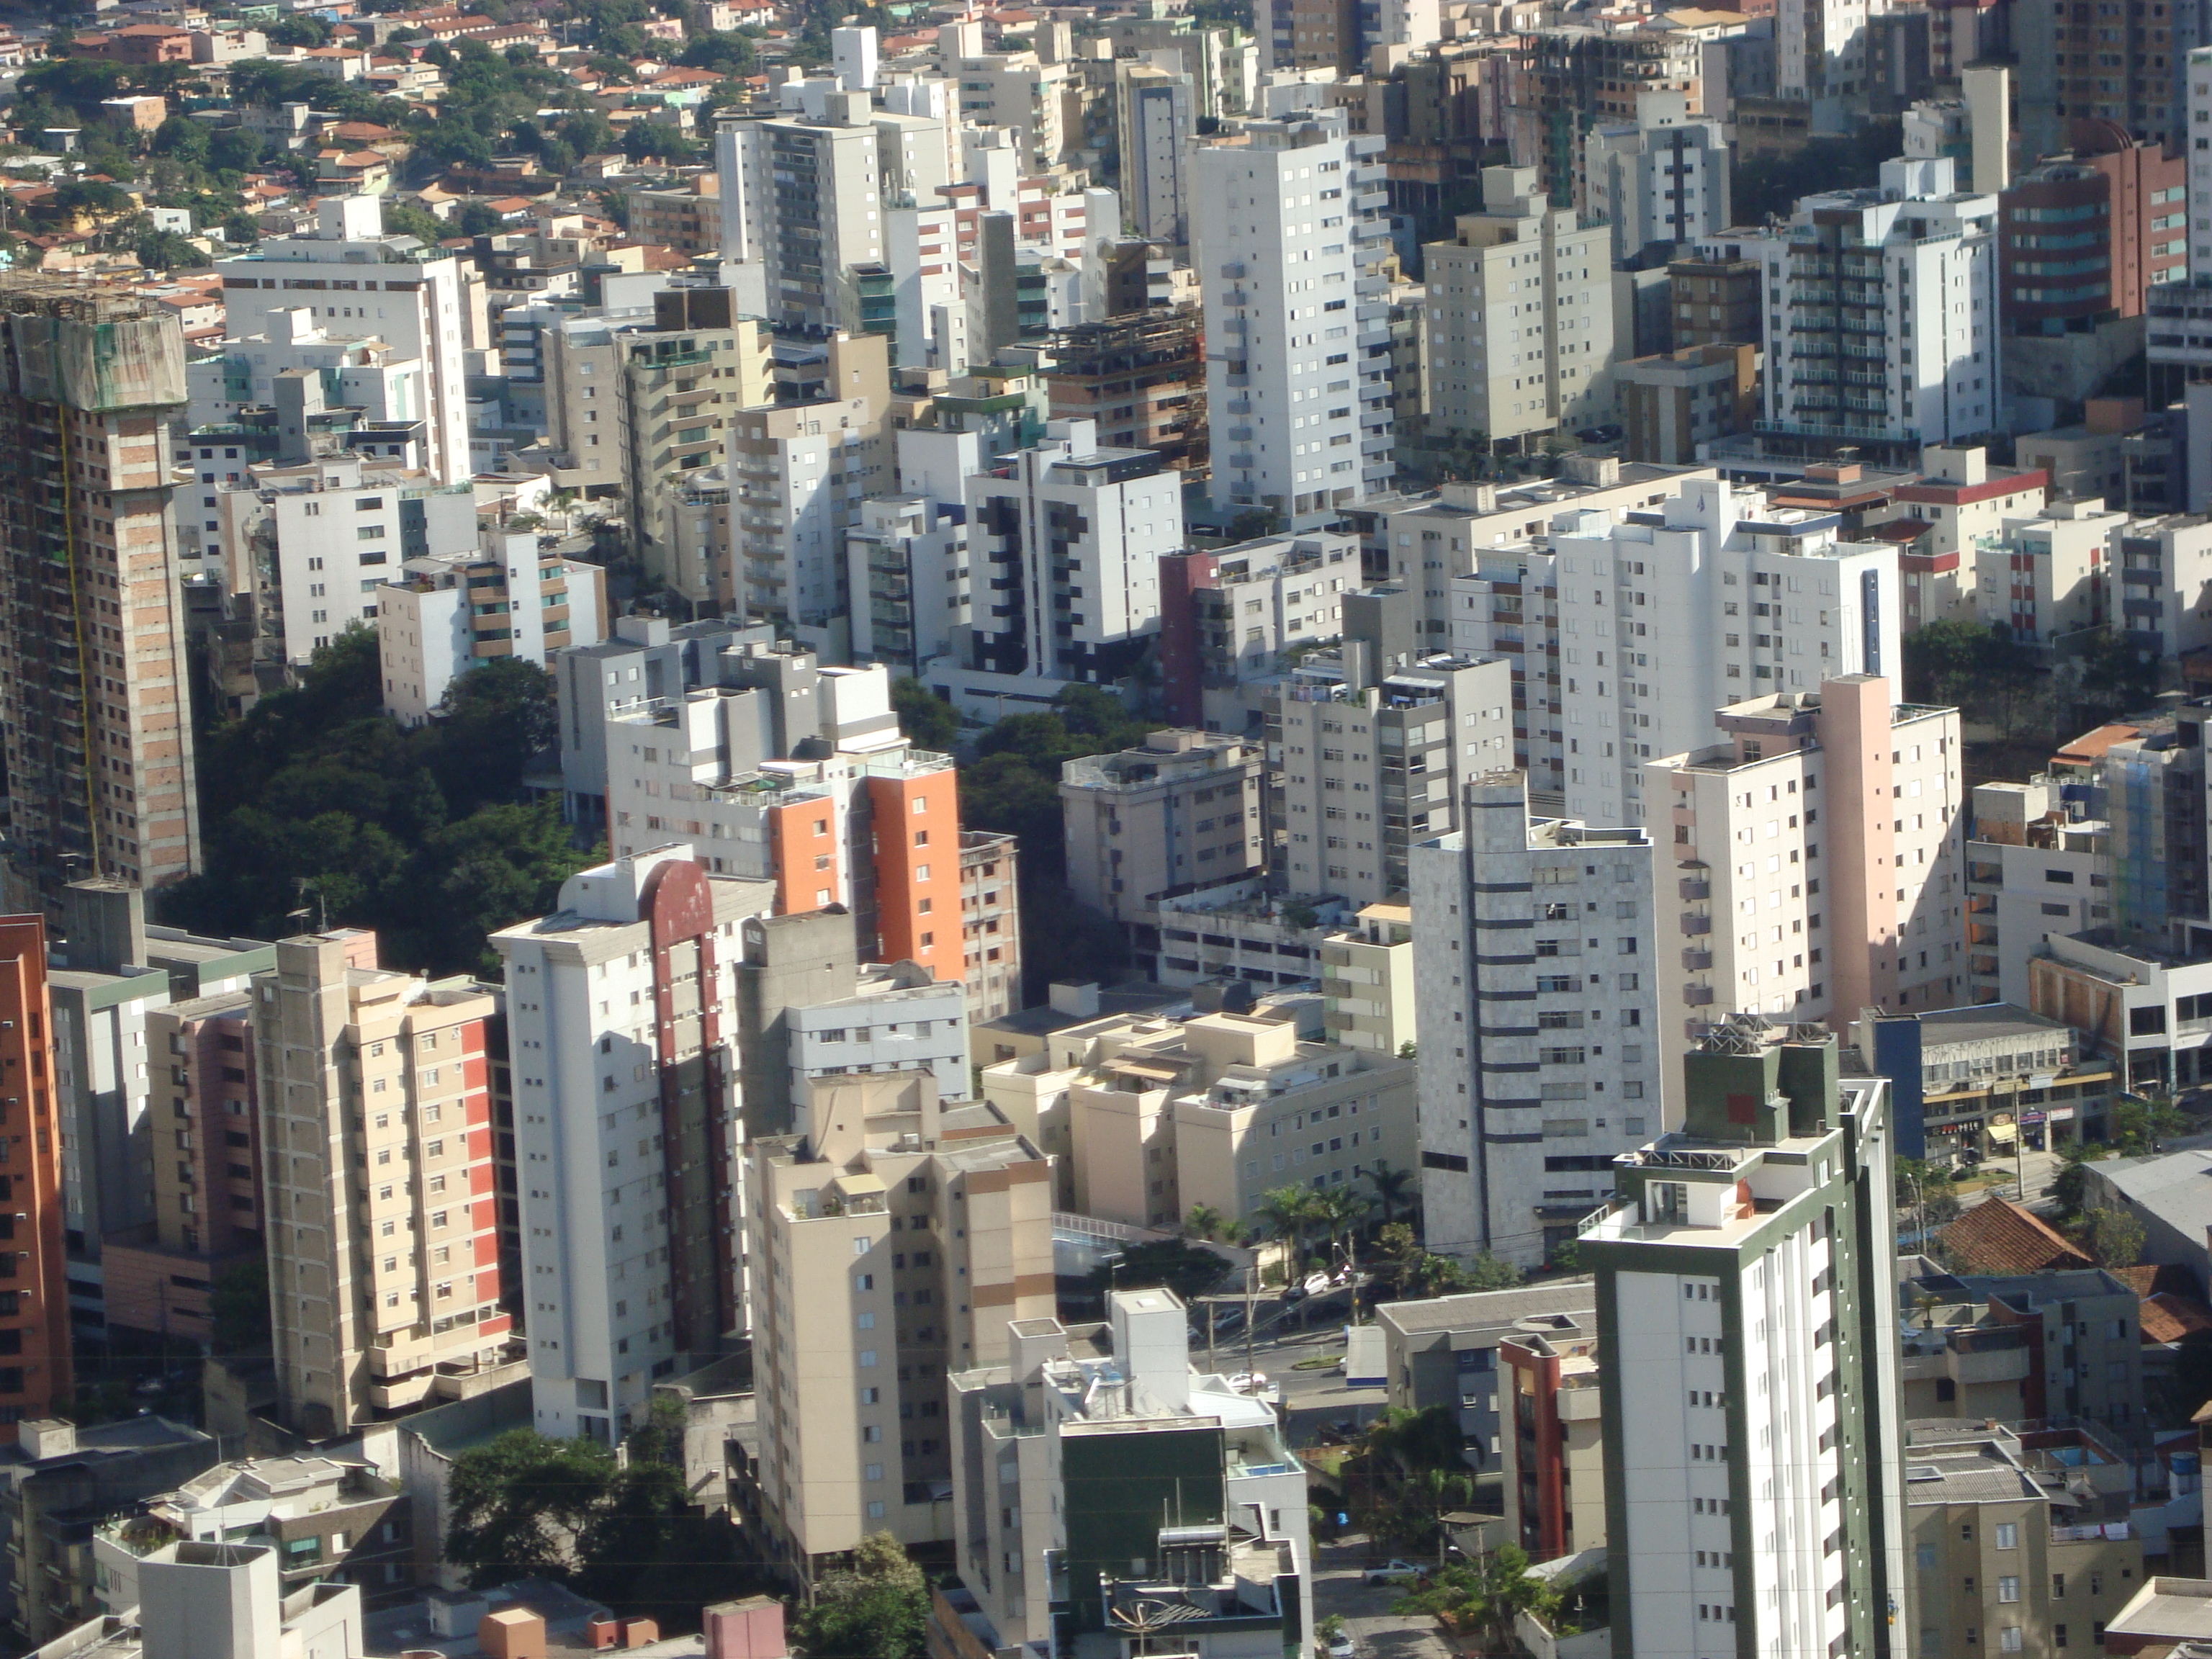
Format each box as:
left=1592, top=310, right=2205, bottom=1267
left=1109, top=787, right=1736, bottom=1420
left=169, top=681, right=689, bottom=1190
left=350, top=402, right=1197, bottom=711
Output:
left=1647, top=677, right=1965, bottom=1052
left=1581, top=1024, right=1910, bottom=1659
left=1745, top=157, right=2000, bottom=448
left=1583, top=94, right=1732, bottom=264
left=1410, top=772, right=1663, bottom=1269
left=491, top=848, right=777, bottom=1441
left=217, top=196, right=472, bottom=485
left=1192, top=109, right=1397, bottom=527
left=1118, top=56, right=1196, bottom=245
left=1541, top=477, right=1901, bottom=827
left=1421, top=166, right=1618, bottom=447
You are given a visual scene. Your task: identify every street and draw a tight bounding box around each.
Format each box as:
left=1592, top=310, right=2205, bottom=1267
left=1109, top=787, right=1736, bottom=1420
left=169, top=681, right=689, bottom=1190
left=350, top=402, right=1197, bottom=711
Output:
left=1312, top=1539, right=1457, bottom=1659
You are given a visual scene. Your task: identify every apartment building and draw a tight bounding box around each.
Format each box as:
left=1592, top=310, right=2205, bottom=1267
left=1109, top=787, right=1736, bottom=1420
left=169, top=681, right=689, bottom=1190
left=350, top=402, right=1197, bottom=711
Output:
left=1899, top=1267, right=2143, bottom=1427
left=492, top=849, right=778, bottom=1441
left=1192, top=109, right=1396, bottom=527
left=744, top=1074, right=1052, bottom=1585
left=948, top=1289, right=1313, bottom=1659
left=1745, top=156, right=2001, bottom=449
left=1500, top=1321, right=1606, bottom=1563
left=1411, top=773, right=1662, bottom=1269
left=2019, top=7, right=2190, bottom=164
left=627, top=175, right=722, bottom=258
left=1974, top=497, right=2118, bottom=644
left=1539, top=477, right=1902, bottom=827
left=1373, top=1279, right=1601, bottom=1466
left=256, top=931, right=513, bottom=1439
left=1117, top=56, right=1193, bottom=245
left=1896, top=446, right=2055, bottom=633
left=217, top=195, right=471, bottom=486
left=1041, top=309, right=1207, bottom=478
left=0, top=281, right=200, bottom=908
left=844, top=493, right=970, bottom=678
left=214, top=453, right=477, bottom=666
left=956, top=832, right=1021, bottom=1026
left=99, top=989, right=259, bottom=1345
left=729, top=332, right=894, bottom=647
left=1318, top=902, right=1414, bottom=1056
left=1511, top=23, right=1713, bottom=210
left=1905, top=1420, right=2144, bottom=1659
left=554, top=613, right=780, bottom=825
left=730, top=99, right=891, bottom=336
left=1966, top=778, right=2110, bottom=1008
left=0, top=919, right=72, bottom=1439
left=37, top=1535, right=361, bottom=1659
left=1059, top=731, right=1267, bottom=927
left=1650, top=677, right=1964, bottom=1054
left=1580, top=1025, right=1909, bottom=1659
left=1668, top=244, right=1761, bottom=351
left=1421, top=166, right=1617, bottom=449
left=979, top=995, right=1402, bottom=1220
left=1269, top=642, right=1516, bottom=906
left=1156, top=532, right=1362, bottom=732
left=2110, top=513, right=2212, bottom=658
left=45, top=882, right=274, bottom=1342
left=1617, top=343, right=1757, bottom=467
left=938, top=419, right=1182, bottom=708
left=1860, top=1003, right=2117, bottom=1161
left=1581, top=93, right=1731, bottom=264
left=785, top=963, right=971, bottom=1123
left=377, top=531, right=607, bottom=726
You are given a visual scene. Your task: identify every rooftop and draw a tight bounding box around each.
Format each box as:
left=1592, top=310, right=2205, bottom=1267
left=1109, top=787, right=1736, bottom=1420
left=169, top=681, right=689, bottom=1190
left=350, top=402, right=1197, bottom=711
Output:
left=1936, top=1199, right=2095, bottom=1277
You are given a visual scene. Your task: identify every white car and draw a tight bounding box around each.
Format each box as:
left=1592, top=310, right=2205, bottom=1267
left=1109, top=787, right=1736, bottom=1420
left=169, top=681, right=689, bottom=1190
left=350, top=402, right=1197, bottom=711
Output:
left=1227, top=1371, right=1269, bottom=1394
left=1364, top=1559, right=1423, bottom=1586
left=1325, top=1632, right=1357, bottom=1658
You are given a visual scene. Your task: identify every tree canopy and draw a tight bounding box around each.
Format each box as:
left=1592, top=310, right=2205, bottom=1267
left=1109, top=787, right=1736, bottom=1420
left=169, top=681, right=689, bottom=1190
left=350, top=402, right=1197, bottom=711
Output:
left=158, top=630, right=596, bottom=976
left=793, top=1533, right=929, bottom=1659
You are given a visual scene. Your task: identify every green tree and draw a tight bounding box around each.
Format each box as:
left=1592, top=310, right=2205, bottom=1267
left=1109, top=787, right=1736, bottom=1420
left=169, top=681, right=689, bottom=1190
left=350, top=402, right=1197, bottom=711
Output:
left=1394, top=1545, right=1560, bottom=1653
left=268, top=14, right=330, bottom=45
left=676, top=28, right=755, bottom=71
left=2075, top=626, right=2164, bottom=721
left=444, top=1430, right=618, bottom=1586
left=2051, top=1143, right=2104, bottom=1218
left=459, top=200, right=504, bottom=236
left=1462, top=1249, right=1524, bottom=1290
left=2111, top=1094, right=2189, bottom=1156
left=380, top=197, right=449, bottom=244
left=890, top=677, right=959, bottom=750
left=1256, top=1184, right=1321, bottom=1262
left=794, top=1532, right=929, bottom=1659
left=2083, top=1205, right=2146, bottom=1269
left=1366, top=1159, right=1413, bottom=1228
left=1092, top=1236, right=1230, bottom=1304
left=135, top=228, right=208, bottom=271
left=1733, top=120, right=1903, bottom=222
left=210, top=125, right=266, bottom=174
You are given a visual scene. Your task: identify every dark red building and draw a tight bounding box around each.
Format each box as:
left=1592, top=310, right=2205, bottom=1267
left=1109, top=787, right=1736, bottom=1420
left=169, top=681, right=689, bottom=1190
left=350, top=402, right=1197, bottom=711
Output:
left=2001, top=120, right=2186, bottom=338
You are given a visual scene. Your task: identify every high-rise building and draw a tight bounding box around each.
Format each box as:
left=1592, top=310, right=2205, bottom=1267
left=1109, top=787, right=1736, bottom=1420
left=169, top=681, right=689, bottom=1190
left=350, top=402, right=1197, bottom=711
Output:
left=1318, top=901, right=1416, bottom=1055
left=1156, top=532, right=1361, bottom=732
left=1421, top=166, right=1619, bottom=449
left=1778, top=0, right=1875, bottom=117
left=1667, top=243, right=1763, bottom=351
left=0, top=279, right=200, bottom=909
left=1267, top=641, right=1516, bottom=905
left=1192, top=109, right=1396, bottom=527
left=2020, top=4, right=2189, bottom=167
left=1964, top=775, right=2109, bottom=1007
left=945, top=418, right=1182, bottom=700
left=1411, top=773, right=1663, bottom=1268
left=0, top=916, right=74, bottom=1439
left=1616, top=343, right=1758, bottom=467
left=1117, top=55, right=1195, bottom=245
left=744, top=1073, right=1051, bottom=1584
left=257, top=930, right=513, bottom=1438
left=1513, top=23, right=1713, bottom=210
left=947, top=1288, right=1314, bottom=1658
left=377, top=531, right=607, bottom=727
left=956, top=832, right=1022, bottom=1026
left=1582, top=94, right=1732, bottom=264
left=217, top=196, right=471, bottom=487
left=1894, top=445, right=2053, bottom=633
left=1059, top=731, right=1267, bottom=927
left=727, top=99, right=893, bottom=337
left=1579, top=1022, right=1909, bottom=1659
left=1537, top=477, right=1901, bottom=827
left=493, top=851, right=776, bottom=1440
left=728, top=332, right=894, bottom=647
left=1042, top=310, right=1208, bottom=478
left=1745, top=156, right=2001, bottom=450
left=1499, top=1321, right=1606, bottom=1563
left=1649, top=675, right=1964, bottom=1043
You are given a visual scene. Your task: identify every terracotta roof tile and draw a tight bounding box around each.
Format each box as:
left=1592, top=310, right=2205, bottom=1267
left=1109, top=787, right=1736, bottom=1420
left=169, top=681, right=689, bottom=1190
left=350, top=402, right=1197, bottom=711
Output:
left=1938, top=1198, right=2095, bottom=1275
left=2141, top=1292, right=2212, bottom=1346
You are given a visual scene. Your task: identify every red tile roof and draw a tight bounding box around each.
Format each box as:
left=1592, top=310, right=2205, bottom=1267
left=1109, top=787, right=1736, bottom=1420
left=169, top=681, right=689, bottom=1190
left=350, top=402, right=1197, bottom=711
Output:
left=2141, top=1292, right=2212, bottom=1346
left=1938, top=1198, right=2095, bottom=1276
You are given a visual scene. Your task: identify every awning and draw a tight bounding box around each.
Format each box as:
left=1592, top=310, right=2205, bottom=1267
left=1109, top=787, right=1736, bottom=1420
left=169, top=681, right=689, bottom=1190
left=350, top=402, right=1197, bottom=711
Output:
left=1987, top=1121, right=2018, bottom=1143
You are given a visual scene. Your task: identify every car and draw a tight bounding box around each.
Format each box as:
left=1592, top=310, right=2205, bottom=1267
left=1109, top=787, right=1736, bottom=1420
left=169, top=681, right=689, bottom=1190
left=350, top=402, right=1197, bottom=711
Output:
left=1575, top=423, right=1624, bottom=444
left=1227, top=1370, right=1269, bottom=1394
left=1326, top=1632, right=1357, bottom=1658
left=1364, top=1560, right=1424, bottom=1586
left=1303, top=1271, right=1333, bottom=1295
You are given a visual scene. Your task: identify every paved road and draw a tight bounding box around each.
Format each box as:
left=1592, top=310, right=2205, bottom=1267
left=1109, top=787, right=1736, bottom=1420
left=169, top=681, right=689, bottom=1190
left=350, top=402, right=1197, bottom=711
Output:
left=1312, top=1539, right=1456, bottom=1659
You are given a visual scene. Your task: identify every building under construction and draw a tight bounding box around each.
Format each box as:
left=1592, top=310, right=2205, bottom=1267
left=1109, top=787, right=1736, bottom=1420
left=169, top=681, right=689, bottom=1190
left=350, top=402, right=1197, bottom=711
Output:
left=0, top=277, right=199, bottom=912
left=1042, top=307, right=1208, bottom=477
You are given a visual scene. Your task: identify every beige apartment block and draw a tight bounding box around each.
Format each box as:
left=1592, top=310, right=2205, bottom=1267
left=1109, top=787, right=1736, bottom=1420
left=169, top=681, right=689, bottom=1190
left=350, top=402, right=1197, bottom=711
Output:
left=257, top=931, right=514, bottom=1438
left=1059, top=730, right=1266, bottom=927
left=1318, top=902, right=1415, bottom=1056
left=743, top=1074, right=1052, bottom=1586
left=1905, top=1420, right=2143, bottom=1659
left=1979, top=495, right=2121, bottom=646
left=984, top=1003, right=1415, bottom=1232
left=1649, top=675, right=1964, bottom=1059
left=957, top=831, right=1022, bottom=1025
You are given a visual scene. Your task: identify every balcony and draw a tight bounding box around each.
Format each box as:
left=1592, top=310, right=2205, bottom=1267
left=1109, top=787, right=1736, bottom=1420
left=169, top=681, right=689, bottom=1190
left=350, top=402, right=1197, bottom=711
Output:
left=1681, top=948, right=1713, bottom=971
left=1683, top=986, right=1716, bottom=1007
left=1681, top=914, right=1712, bottom=936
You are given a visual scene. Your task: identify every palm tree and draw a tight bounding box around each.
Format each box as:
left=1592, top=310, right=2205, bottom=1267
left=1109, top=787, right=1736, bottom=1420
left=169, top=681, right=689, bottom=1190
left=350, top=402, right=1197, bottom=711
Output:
left=1310, top=1186, right=1369, bottom=1258
left=1184, top=1202, right=1227, bottom=1242
left=1256, top=1185, right=1321, bottom=1270
left=1367, top=1160, right=1414, bottom=1230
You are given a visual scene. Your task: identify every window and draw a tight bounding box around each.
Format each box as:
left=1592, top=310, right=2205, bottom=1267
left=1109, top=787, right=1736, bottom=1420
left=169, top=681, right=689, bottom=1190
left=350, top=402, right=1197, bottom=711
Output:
left=1995, top=1524, right=2018, bottom=1550
left=1999, top=1578, right=2020, bottom=1604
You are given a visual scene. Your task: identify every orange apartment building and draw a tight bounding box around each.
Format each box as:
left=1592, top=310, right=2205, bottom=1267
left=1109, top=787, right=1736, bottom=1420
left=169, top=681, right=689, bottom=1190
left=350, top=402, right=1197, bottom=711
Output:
left=0, top=916, right=71, bottom=1438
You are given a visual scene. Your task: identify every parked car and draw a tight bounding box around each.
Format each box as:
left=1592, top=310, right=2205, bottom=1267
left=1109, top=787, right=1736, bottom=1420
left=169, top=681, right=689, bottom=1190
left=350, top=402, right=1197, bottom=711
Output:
left=1364, top=1560, right=1424, bottom=1586
left=1227, top=1370, right=1269, bottom=1394
left=1326, top=1632, right=1357, bottom=1658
